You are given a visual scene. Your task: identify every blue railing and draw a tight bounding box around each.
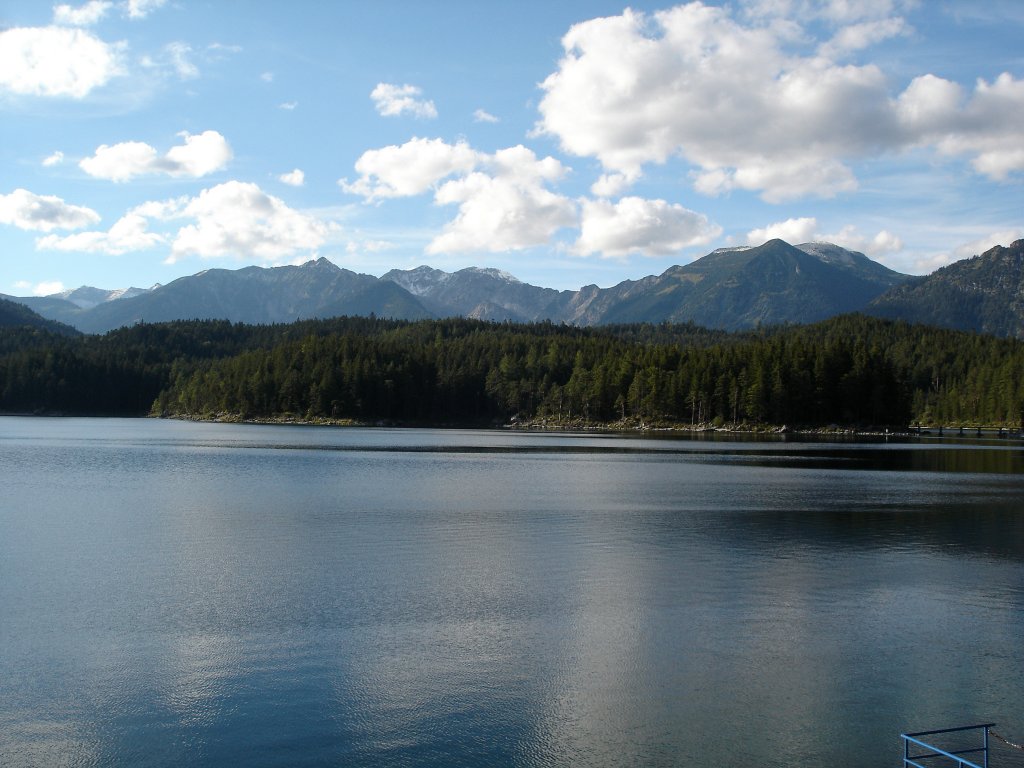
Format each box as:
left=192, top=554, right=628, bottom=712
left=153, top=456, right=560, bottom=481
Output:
left=902, top=724, right=996, bottom=768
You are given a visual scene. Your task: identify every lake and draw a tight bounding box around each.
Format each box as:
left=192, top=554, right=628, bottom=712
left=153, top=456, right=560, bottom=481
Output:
left=2, top=418, right=1023, bottom=767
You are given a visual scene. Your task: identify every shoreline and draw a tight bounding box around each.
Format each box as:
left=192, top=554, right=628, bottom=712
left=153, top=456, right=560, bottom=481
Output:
left=150, top=412, right=1024, bottom=440
left=4, top=410, right=1020, bottom=440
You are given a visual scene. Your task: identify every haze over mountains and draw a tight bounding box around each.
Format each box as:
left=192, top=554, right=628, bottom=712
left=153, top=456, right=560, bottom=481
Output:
left=5, top=239, right=1023, bottom=338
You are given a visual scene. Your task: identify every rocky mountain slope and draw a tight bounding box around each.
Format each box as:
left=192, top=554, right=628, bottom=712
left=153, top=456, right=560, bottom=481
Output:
left=19, top=238, right=1021, bottom=336
left=867, top=240, right=1024, bottom=339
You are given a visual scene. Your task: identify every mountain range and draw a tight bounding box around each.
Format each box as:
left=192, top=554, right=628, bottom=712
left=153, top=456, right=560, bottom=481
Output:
left=4, top=238, right=1023, bottom=338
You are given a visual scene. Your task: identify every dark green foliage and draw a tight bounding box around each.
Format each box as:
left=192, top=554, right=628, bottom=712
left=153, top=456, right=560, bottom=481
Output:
left=0, top=297, right=80, bottom=337
left=2, top=314, right=1023, bottom=427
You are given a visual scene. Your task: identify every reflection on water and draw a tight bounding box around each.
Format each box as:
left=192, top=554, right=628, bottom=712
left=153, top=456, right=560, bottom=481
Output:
left=1, top=418, right=1023, bottom=767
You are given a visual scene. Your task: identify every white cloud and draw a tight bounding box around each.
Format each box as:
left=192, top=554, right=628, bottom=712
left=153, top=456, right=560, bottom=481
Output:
left=124, top=0, right=166, bottom=19
left=574, top=196, right=721, bottom=258
left=869, top=229, right=903, bottom=254
left=370, top=83, right=437, bottom=119
left=80, top=130, right=232, bottom=181
left=818, top=16, right=908, bottom=58
left=166, top=181, right=328, bottom=263
left=427, top=146, right=576, bottom=254
left=80, top=141, right=159, bottom=181
left=27, top=180, right=327, bottom=263
left=31, top=281, right=67, bottom=296
left=131, top=196, right=189, bottom=219
left=279, top=169, right=305, bottom=187
left=340, top=137, right=481, bottom=200
left=536, top=2, right=1024, bottom=202
left=54, top=1, right=113, bottom=26
left=37, top=211, right=165, bottom=254
left=0, top=188, right=100, bottom=231
left=163, top=131, right=231, bottom=176
left=590, top=173, right=634, bottom=197
left=261, top=71, right=274, bottom=83
left=279, top=100, right=298, bottom=110
left=823, top=225, right=903, bottom=256
left=165, top=42, right=199, bottom=79
left=42, top=151, right=65, bottom=167
left=913, top=252, right=955, bottom=273
left=0, top=26, right=123, bottom=98
left=473, top=108, right=499, bottom=123
left=747, top=217, right=819, bottom=245
left=911, top=73, right=1024, bottom=181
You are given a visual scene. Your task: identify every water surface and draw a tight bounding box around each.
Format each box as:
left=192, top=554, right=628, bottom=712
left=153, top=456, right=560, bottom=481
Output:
left=2, top=418, right=1023, bottom=766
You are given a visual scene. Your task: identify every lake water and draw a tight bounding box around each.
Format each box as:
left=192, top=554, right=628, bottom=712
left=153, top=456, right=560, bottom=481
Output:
left=2, top=418, right=1023, bottom=767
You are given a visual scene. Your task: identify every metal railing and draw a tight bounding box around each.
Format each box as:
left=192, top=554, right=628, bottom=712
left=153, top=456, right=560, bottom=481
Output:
left=902, top=724, right=996, bottom=768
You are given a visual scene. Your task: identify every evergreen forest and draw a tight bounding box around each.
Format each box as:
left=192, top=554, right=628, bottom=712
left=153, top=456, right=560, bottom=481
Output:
left=1, top=314, right=1023, bottom=430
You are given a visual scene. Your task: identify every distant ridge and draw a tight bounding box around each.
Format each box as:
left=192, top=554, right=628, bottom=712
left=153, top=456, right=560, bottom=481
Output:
left=9, top=238, right=1019, bottom=336
left=867, top=239, right=1024, bottom=339
left=0, top=296, right=80, bottom=336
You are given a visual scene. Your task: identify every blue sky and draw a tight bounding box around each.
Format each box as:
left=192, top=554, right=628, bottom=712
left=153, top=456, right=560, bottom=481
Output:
left=1, top=0, right=1022, bottom=296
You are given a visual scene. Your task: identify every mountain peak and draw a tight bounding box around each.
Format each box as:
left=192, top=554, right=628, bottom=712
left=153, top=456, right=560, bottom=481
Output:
left=796, top=241, right=864, bottom=267
left=381, top=265, right=453, bottom=296
left=458, top=267, right=521, bottom=284
left=303, top=256, right=341, bottom=271
left=54, top=285, right=154, bottom=310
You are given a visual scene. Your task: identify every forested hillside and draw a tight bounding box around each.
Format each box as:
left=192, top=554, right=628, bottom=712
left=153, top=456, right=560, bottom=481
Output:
left=4, top=314, right=1016, bottom=428
left=0, top=297, right=80, bottom=337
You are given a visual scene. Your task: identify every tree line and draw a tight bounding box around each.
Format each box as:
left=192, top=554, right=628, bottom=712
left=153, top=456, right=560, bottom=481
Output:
left=2, top=314, right=1022, bottom=428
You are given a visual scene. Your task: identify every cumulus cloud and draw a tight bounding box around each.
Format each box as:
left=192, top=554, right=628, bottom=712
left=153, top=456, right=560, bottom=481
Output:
left=590, top=173, right=635, bottom=198
left=279, top=169, right=305, bottom=187
left=166, top=181, right=328, bottom=263
left=30, top=281, right=67, bottom=296
left=899, top=72, right=1024, bottom=180
left=12, top=280, right=66, bottom=297
left=427, top=146, right=576, bottom=254
left=344, top=137, right=723, bottom=257
left=824, top=225, right=903, bottom=256
left=473, top=108, right=499, bottom=123
left=37, top=211, right=165, bottom=254
left=340, top=137, right=481, bottom=200
left=54, top=1, right=113, bottom=26
left=536, top=2, right=1024, bottom=202
left=370, top=83, right=437, bottom=119
left=746, top=217, right=903, bottom=258
left=747, top=217, right=820, bottom=245
left=574, top=196, right=721, bottom=257
left=42, top=151, right=65, bottom=167
left=31, top=181, right=329, bottom=262
left=0, top=26, right=123, bottom=98
left=80, top=130, right=232, bottom=181
left=279, top=101, right=298, bottom=110
left=0, top=189, right=100, bottom=231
